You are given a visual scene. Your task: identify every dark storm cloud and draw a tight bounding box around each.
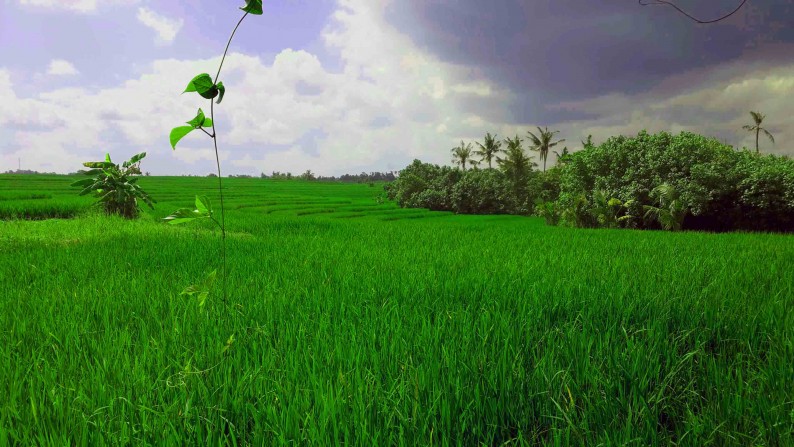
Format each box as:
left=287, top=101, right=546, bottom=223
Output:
left=386, top=0, right=794, bottom=123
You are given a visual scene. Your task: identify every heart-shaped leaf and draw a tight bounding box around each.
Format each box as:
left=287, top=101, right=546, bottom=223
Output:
left=202, top=269, right=218, bottom=289
left=198, top=86, right=219, bottom=100
left=163, top=208, right=203, bottom=225
left=215, top=82, right=225, bottom=104
left=170, top=126, right=195, bottom=150
left=240, top=0, right=263, bottom=15
left=195, top=195, right=212, bottom=215
left=186, top=109, right=206, bottom=128
left=184, top=73, right=214, bottom=95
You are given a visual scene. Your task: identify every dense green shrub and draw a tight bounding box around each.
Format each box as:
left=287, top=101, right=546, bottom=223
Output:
left=527, top=167, right=562, bottom=205
left=557, top=130, right=794, bottom=232
left=734, top=152, right=794, bottom=231
left=385, top=160, right=458, bottom=211
left=451, top=169, right=514, bottom=214
left=386, top=131, right=794, bottom=233
left=388, top=160, right=441, bottom=207
left=386, top=161, right=517, bottom=215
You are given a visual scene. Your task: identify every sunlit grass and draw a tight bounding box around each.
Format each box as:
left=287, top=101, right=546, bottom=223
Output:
left=0, top=175, right=792, bottom=445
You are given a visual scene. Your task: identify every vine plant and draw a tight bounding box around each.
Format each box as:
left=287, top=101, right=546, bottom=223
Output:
left=165, top=0, right=263, bottom=303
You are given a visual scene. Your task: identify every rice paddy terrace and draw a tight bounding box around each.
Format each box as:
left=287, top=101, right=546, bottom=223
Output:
left=0, top=174, right=793, bottom=446
left=0, top=174, right=447, bottom=222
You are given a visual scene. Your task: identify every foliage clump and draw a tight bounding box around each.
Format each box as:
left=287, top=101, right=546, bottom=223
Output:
left=387, top=130, right=794, bottom=233
left=71, top=152, right=154, bottom=219
left=554, top=130, right=794, bottom=232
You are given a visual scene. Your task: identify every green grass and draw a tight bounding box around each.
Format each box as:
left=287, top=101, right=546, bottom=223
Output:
left=1, top=175, right=793, bottom=446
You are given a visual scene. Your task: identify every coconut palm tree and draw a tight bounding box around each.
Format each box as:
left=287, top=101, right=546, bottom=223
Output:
left=526, top=126, right=565, bottom=172
left=499, top=135, right=536, bottom=169
left=498, top=135, right=536, bottom=201
left=473, top=132, right=502, bottom=169
left=581, top=134, right=594, bottom=149
left=643, top=183, right=687, bottom=231
left=742, top=111, right=775, bottom=154
left=498, top=135, right=536, bottom=181
left=553, top=146, right=571, bottom=164
left=450, top=141, right=474, bottom=171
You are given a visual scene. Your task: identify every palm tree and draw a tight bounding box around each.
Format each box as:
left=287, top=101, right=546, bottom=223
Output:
left=473, top=132, right=502, bottom=169
left=553, top=146, right=571, bottom=164
left=643, top=183, right=687, bottom=231
left=450, top=141, right=474, bottom=171
left=581, top=134, right=594, bottom=149
left=498, top=135, right=536, bottom=201
left=498, top=135, right=536, bottom=180
left=742, top=111, right=775, bottom=154
left=526, top=126, right=565, bottom=172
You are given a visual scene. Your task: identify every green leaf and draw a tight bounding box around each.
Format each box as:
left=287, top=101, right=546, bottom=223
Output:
left=186, top=109, right=206, bottom=128
left=198, top=86, right=219, bottom=100
left=197, top=291, right=210, bottom=309
left=183, top=73, right=214, bottom=95
left=215, top=82, right=225, bottom=104
left=202, top=269, right=217, bottom=289
left=78, top=185, right=97, bottom=196
left=163, top=207, right=211, bottom=225
left=128, top=152, right=146, bottom=165
left=202, top=117, right=213, bottom=128
left=105, top=153, right=112, bottom=163
left=71, top=178, right=95, bottom=187
left=195, top=195, right=212, bottom=215
left=163, top=208, right=199, bottom=225
left=222, top=333, right=235, bottom=354
left=181, top=284, right=202, bottom=297
left=83, top=161, right=115, bottom=169
left=240, top=0, right=263, bottom=15
left=170, top=126, right=195, bottom=150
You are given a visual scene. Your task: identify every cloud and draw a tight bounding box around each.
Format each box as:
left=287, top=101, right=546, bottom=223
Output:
left=46, top=59, right=79, bottom=76
left=136, top=7, right=183, bottom=45
left=1, top=0, right=792, bottom=177
left=17, top=0, right=139, bottom=14
left=544, top=58, right=794, bottom=158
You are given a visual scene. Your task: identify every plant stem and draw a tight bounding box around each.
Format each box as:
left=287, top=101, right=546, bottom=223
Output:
left=215, top=13, right=249, bottom=85
left=200, top=128, right=214, bottom=138
left=210, top=100, right=227, bottom=303
left=208, top=11, right=248, bottom=303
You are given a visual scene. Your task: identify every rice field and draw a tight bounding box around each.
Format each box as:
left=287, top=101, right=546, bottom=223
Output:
left=0, top=174, right=793, bottom=446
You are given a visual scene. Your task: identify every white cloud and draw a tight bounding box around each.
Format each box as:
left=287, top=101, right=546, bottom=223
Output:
left=46, top=59, right=79, bottom=76
left=546, top=60, right=794, bottom=159
left=17, top=0, right=139, bottom=14
left=136, top=7, right=183, bottom=45
left=3, top=0, right=792, bottom=176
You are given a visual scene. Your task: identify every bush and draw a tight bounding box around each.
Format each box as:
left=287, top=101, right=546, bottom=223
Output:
left=384, top=131, right=794, bottom=233
left=527, top=167, right=562, bottom=213
left=451, top=169, right=514, bottom=215
left=556, top=130, right=794, bottom=232
left=387, top=160, right=461, bottom=211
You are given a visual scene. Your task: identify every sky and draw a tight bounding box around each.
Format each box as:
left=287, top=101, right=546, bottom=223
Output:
left=0, top=0, right=793, bottom=176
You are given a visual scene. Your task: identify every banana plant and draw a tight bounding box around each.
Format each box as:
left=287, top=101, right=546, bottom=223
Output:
left=71, top=152, right=155, bottom=219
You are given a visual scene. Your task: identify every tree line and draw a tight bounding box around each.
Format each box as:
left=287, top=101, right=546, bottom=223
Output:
left=386, top=112, right=793, bottom=233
